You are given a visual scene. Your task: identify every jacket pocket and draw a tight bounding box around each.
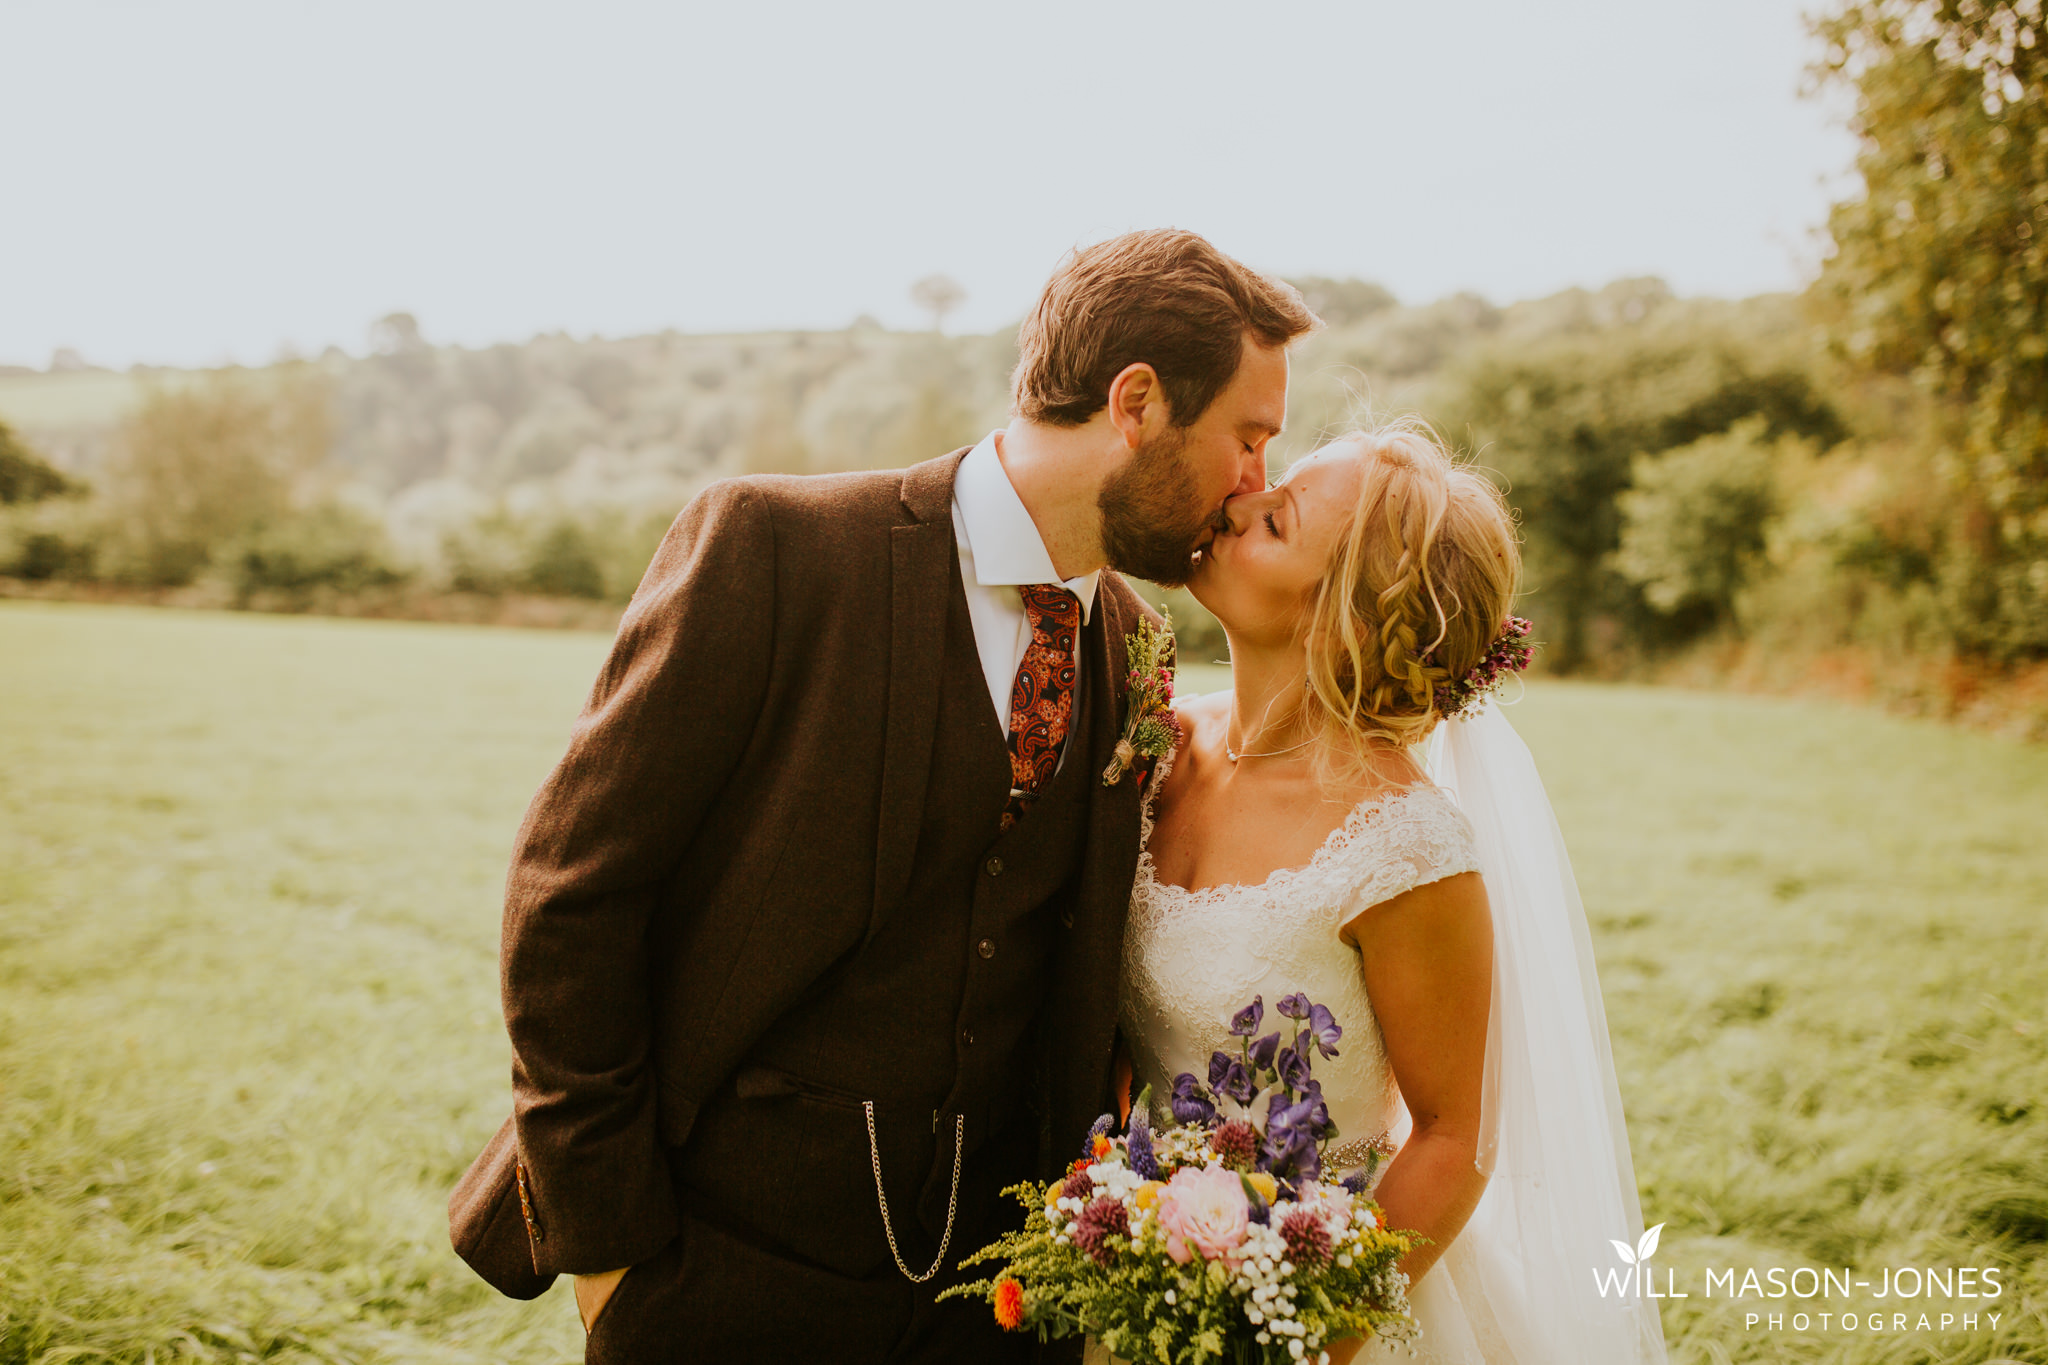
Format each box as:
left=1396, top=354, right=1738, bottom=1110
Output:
left=731, top=1062, right=866, bottom=1109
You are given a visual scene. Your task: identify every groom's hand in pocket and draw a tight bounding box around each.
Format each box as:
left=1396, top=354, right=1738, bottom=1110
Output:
left=575, top=1266, right=630, bottom=1332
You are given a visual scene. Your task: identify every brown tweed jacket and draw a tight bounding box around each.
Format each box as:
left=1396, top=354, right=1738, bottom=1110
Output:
left=449, top=449, right=1157, bottom=1295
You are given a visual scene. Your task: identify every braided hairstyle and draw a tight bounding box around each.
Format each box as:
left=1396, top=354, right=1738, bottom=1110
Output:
left=1302, top=420, right=1521, bottom=770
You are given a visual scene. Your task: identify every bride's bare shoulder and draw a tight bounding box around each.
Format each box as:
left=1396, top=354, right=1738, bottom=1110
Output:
left=1170, top=689, right=1229, bottom=732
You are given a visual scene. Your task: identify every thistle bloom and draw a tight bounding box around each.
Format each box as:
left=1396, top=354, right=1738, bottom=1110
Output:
left=1154, top=1165, right=1251, bottom=1267
left=1280, top=1207, right=1335, bottom=1270
left=1211, top=1119, right=1259, bottom=1171
left=1072, top=1196, right=1131, bottom=1265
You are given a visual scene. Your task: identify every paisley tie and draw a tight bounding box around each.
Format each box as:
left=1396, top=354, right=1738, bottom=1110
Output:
left=1002, top=584, right=1081, bottom=829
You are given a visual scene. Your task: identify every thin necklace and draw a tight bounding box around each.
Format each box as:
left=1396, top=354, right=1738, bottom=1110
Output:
left=1225, top=731, right=1315, bottom=762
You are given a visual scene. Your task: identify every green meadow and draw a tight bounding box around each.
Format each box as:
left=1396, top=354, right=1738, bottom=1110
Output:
left=2, top=604, right=2043, bottom=1364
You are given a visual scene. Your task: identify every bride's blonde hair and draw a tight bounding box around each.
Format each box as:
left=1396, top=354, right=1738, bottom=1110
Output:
left=1300, top=419, right=1521, bottom=771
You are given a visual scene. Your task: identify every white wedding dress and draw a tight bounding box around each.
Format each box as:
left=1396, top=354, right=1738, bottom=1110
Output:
left=1118, top=703, right=1669, bottom=1364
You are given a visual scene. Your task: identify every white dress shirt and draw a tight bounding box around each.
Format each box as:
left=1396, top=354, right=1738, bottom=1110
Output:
left=950, top=430, right=1100, bottom=731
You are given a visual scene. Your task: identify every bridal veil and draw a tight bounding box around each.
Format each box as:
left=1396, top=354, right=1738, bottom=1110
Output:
left=1421, top=702, right=1669, bottom=1364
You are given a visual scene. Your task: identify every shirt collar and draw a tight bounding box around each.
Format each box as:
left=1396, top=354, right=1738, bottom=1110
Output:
left=953, top=430, right=1099, bottom=623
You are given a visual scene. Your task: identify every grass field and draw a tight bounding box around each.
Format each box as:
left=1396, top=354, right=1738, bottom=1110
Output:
left=2, top=603, right=2043, bottom=1364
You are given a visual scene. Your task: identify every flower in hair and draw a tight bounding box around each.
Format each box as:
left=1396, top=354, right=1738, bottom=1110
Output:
left=1431, top=616, right=1535, bottom=718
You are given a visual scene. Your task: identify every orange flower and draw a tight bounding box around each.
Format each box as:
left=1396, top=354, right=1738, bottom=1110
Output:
left=1092, top=1134, right=1112, bottom=1160
left=993, top=1277, right=1025, bottom=1331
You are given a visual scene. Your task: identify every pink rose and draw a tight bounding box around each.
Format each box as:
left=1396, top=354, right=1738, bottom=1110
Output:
left=1154, top=1165, right=1250, bottom=1266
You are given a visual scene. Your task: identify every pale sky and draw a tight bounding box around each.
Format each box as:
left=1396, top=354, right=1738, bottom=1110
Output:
left=0, top=0, right=1860, bottom=370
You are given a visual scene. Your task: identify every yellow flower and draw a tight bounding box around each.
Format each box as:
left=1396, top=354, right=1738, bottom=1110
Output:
left=1245, top=1172, right=1278, bottom=1205
left=1132, top=1180, right=1164, bottom=1210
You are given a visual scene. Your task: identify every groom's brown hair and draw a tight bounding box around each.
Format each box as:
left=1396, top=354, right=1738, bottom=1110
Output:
left=1011, top=228, right=1319, bottom=428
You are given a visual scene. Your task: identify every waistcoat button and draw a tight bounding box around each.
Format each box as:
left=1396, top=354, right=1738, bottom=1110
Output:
left=985, top=856, right=1004, bottom=877
left=977, top=938, right=996, bottom=959
left=960, top=1027, right=976, bottom=1046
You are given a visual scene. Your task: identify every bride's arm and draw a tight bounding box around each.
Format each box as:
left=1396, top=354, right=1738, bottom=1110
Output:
left=1340, top=871, right=1493, bottom=1285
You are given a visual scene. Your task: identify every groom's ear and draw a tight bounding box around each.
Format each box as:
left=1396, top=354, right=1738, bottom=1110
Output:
left=1106, top=362, right=1170, bottom=450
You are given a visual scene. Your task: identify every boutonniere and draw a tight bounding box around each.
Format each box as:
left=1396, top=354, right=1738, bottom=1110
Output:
left=1102, top=611, right=1182, bottom=787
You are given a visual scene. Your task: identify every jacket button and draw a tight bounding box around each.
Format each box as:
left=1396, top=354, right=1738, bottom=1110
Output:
left=977, top=938, right=996, bottom=959
left=961, top=1027, right=976, bottom=1046
left=1060, top=908, right=1075, bottom=929
left=985, top=856, right=1004, bottom=877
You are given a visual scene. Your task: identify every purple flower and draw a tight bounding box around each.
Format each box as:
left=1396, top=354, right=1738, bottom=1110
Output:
left=1127, top=1125, right=1160, bottom=1180
left=1341, top=1170, right=1371, bottom=1197
left=1248, top=1031, right=1281, bottom=1071
left=1304, top=1002, right=1343, bottom=1059
left=1170, top=1072, right=1217, bottom=1125
left=1297, top=1080, right=1337, bottom=1140
left=1276, top=992, right=1311, bottom=1021
left=1209, top=1052, right=1255, bottom=1107
left=1228, top=996, right=1264, bottom=1037
left=1262, top=1094, right=1325, bottom=1183
left=1276, top=1045, right=1312, bottom=1094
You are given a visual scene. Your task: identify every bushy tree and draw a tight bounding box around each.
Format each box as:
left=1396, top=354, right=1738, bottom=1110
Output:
left=0, top=422, right=76, bottom=504
left=1613, top=418, right=1792, bottom=630
left=101, top=367, right=332, bottom=584
left=1432, top=319, right=1844, bottom=668
left=1813, top=0, right=2048, bottom=658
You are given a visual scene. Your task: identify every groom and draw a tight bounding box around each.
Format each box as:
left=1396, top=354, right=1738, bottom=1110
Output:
left=450, top=228, right=1316, bottom=1362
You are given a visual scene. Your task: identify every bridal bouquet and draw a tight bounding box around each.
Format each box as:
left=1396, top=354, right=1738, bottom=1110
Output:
left=942, top=993, right=1415, bottom=1364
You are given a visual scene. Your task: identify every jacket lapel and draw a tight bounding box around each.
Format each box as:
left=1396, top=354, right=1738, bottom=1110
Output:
left=868, top=451, right=969, bottom=939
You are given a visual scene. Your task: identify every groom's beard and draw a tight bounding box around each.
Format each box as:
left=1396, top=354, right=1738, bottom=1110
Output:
left=1098, top=425, right=1216, bottom=588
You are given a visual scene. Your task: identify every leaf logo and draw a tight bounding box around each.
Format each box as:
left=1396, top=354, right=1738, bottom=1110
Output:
left=1610, top=1222, right=1664, bottom=1266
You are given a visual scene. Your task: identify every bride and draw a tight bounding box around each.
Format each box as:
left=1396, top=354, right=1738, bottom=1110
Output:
left=1118, top=422, right=1669, bottom=1364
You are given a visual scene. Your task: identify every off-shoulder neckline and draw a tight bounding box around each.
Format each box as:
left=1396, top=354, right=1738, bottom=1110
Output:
left=1137, top=730, right=1448, bottom=907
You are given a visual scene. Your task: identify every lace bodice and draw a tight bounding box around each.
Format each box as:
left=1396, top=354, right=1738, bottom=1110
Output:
left=1118, top=748, right=1482, bottom=1165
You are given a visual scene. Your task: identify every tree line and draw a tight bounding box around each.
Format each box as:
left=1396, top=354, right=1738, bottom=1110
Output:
left=2, top=3, right=2041, bottom=686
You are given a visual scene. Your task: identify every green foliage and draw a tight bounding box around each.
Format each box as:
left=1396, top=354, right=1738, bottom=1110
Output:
left=1813, top=1, right=2048, bottom=659
left=0, top=420, right=77, bottom=504
left=1, top=607, right=2043, bottom=1361
left=443, top=504, right=670, bottom=603
left=1431, top=310, right=1845, bottom=669
left=98, top=367, right=334, bottom=586
left=1614, top=418, right=1797, bottom=630
left=224, top=503, right=409, bottom=602
left=0, top=497, right=101, bottom=581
